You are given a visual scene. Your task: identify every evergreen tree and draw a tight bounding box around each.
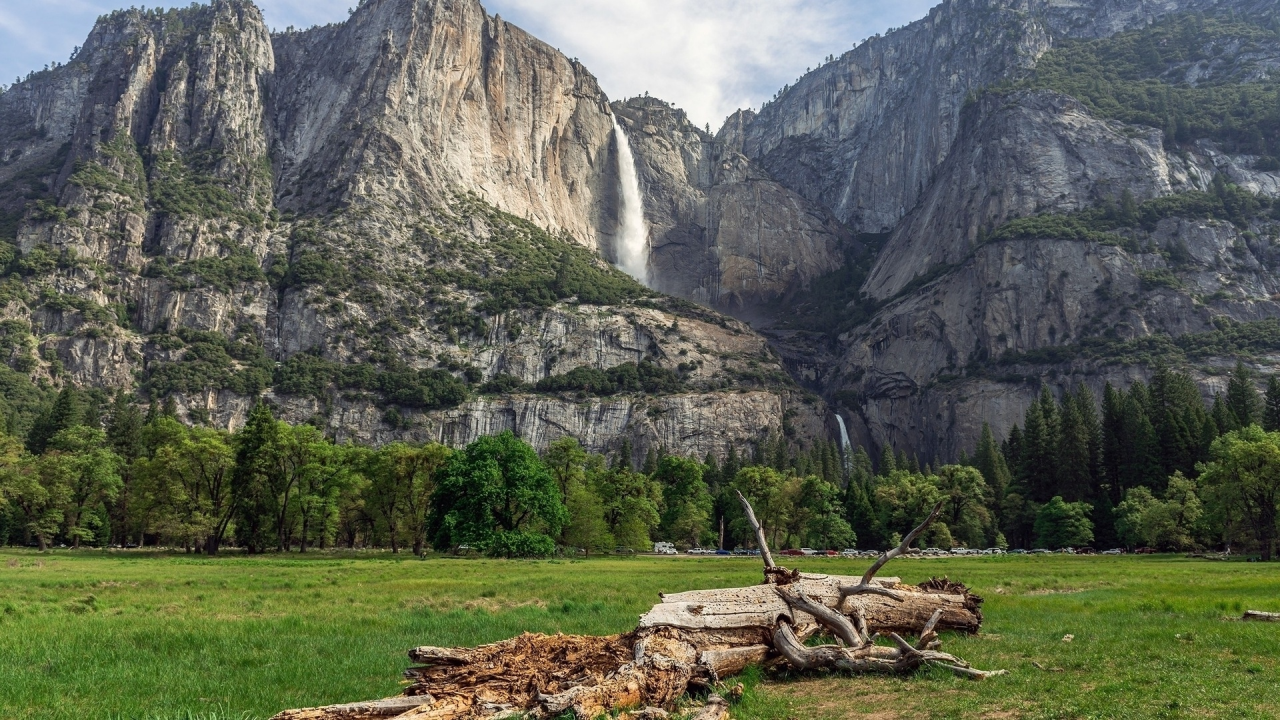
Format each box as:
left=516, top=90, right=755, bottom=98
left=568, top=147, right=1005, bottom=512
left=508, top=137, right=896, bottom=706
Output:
left=27, top=387, right=84, bottom=454
left=1117, top=389, right=1165, bottom=494
left=1212, top=393, right=1237, bottom=434
left=105, top=392, right=143, bottom=546
left=1150, top=367, right=1209, bottom=478
left=1263, top=376, right=1280, bottom=432
left=843, top=447, right=881, bottom=549
left=231, top=402, right=279, bottom=553
left=1057, top=392, right=1094, bottom=502
left=1019, top=391, right=1059, bottom=503
left=973, top=423, right=1011, bottom=517
left=641, top=447, right=657, bottom=476
left=722, top=445, right=740, bottom=485
left=1225, top=360, right=1262, bottom=428
left=614, top=438, right=634, bottom=472
left=878, top=444, right=897, bottom=476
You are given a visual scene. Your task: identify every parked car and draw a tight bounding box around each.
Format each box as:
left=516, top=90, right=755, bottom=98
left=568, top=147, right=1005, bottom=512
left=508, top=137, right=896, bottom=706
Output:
left=714, top=549, right=731, bottom=556
left=840, top=549, right=858, bottom=557
left=653, top=542, right=678, bottom=555
left=1101, top=548, right=1125, bottom=555
left=1134, top=547, right=1157, bottom=554
left=1075, top=547, right=1097, bottom=555
left=1009, top=549, right=1028, bottom=554
left=800, top=548, right=818, bottom=556
left=779, top=549, right=805, bottom=556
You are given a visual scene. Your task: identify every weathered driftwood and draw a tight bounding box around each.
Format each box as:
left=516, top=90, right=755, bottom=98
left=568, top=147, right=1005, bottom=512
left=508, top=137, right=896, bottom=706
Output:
left=272, top=498, right=998, bottom=720
left=1243, top=610, right=1280, bottom=622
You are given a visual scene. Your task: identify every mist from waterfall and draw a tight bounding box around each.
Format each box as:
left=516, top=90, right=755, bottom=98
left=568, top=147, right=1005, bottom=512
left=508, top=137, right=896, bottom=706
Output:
left=611, top=116, right=650, bottom=286
left=835, top=414, right=853, bottom=474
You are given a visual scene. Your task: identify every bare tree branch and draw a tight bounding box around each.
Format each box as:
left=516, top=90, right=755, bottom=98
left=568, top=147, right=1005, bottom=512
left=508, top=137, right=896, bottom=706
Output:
left=735, top=490, right=775, bottom=569
left=841, top=501, right=944, bottom=601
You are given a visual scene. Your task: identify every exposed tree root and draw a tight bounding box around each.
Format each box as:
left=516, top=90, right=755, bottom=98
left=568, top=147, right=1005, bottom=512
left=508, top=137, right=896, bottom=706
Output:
left=272, top=498, right=1001, bottom=720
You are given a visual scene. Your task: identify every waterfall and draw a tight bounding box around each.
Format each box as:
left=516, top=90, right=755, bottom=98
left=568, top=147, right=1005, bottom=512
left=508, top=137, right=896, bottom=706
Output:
left=611, top=116, right=650, bottom=286
left=835, top=413, right=853, bottom=474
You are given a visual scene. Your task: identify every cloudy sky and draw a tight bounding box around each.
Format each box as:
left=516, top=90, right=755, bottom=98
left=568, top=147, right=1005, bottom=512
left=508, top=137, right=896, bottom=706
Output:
left=0, top=0, right=938, bottom=128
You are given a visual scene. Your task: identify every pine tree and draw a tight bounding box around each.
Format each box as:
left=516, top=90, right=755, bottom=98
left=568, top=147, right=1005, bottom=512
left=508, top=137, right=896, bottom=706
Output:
left=1101, top=383, right=1125, bottom=499
left=973, top=423, right=1011, bottom=517
left=1057, top=393, right=1093, bottom=502
left=878, top=444, right=897, bottom=476
left=642, top=447, right=657, bottom=475
left=1019, top=390, right=1060, bottom=503
left=26, top=386, right=85, bottom=454
left=1211, top=393, right=1237, bottom=434
left=614, top=438, right=634, bottom=471
left=1262, top=376, right=1280, bottom=432
left=106, top=392, right=143, bottom=462
left=1225, top=360, right=1262, bottom=428
left=1002, top=423, right=1023, bottom=474
left=1118, top=391, right=1164, bottom=494
left=232, top=402, right=280, bottom=554
left=722, top=445, right=740, bottom=483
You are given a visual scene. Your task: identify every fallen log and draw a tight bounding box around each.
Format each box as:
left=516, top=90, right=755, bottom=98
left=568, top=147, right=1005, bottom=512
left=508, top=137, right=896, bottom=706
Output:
left=1243, top=610, right=1280, bottom=622
left=273, top=497, right=998, bottom=720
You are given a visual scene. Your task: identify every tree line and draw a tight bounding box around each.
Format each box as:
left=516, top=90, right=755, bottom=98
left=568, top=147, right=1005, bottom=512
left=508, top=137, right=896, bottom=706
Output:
left=2, top=363, right=1279, bottom=559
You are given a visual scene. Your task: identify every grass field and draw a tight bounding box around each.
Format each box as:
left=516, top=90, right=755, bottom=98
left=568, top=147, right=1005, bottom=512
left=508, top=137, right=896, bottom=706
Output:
left=1, top=551, right=1278, bottom=720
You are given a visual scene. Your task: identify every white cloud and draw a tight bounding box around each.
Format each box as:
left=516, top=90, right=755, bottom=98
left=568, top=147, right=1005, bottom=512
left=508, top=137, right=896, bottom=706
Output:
left=481, top=0, right=939, bottom=127
left=1, top=0, right=939, bottom=128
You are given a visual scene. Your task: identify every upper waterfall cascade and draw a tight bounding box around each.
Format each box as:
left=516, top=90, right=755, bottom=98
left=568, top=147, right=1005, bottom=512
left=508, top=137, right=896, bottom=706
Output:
left=612, top=116, right=650, bottom=286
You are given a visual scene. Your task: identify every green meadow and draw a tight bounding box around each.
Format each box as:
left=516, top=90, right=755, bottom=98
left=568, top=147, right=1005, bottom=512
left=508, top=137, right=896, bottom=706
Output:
left=0, top=551, right=1277, bottom=720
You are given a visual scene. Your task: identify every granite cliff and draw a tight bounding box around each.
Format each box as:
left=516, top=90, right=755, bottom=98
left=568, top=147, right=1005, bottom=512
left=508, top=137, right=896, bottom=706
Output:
left=2, top=0, right=1279, bottom=463
left=0, top=0, right=821, bottom=463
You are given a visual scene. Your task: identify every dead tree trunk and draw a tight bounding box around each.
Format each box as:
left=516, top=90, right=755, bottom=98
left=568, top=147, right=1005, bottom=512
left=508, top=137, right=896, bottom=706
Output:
left=272, top=497, right=999, bottom=720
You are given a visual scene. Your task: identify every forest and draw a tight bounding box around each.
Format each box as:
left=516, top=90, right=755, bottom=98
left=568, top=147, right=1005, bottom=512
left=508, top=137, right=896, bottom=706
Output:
left=1, top=362, right=1279, bottom=561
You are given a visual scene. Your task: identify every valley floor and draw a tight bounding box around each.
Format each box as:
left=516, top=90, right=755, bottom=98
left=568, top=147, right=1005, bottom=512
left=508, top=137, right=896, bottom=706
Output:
left=0, top=552, right=1277, bottom=719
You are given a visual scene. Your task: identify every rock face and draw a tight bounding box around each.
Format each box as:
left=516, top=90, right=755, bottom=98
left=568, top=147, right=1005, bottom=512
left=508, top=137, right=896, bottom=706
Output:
left=715, top=0, right=1280, bottom=460
left=862, top=90, right=1213, bottom=300
left=268, top=0, right=617, bottom=249
left=4, top=0, right=1280, bottom=464
left=0, top=0, right=820, bottom=459
left=612, top=98, right=848, bottom=313
left=835, top=218, right=1280, bottom=460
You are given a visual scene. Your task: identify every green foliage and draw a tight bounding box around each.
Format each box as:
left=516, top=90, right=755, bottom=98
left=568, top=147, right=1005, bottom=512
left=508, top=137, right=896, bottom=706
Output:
left=484, top=530, right=557, bottom=558
left=1033, top=496, right=1095, bottom=549
left=68, top=136, right=147, bottom=209
left=1199, top=425, right=1280, bottom=560
left=272, top=353, right=471, bottom=411
left=449, top=195, right=651, bottom=314
left=534, top=362, right=685, bottom=397
left=280, top=249, right=350, bottom=291
left=1021, top=9, right=1280, bottom=158
left=142, top=248, right=265, bottom=292
left=654, top=456, right=713, bottom=547
left=143, top=328, right=273, bottom=398
left=988, top=185, right=1270, bottom=250
left=1115, top=472, right=1204, bottom=550
left=149, top=151, right=267, bottom=226
left=478, top=374, right=528, bottom=394
left=1000, top=318, right=1280, bottom=368
left=427, top=431, right=567, bottom=552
